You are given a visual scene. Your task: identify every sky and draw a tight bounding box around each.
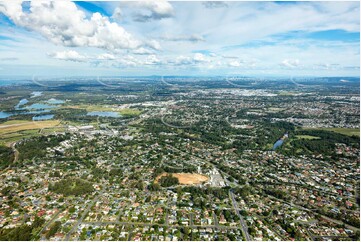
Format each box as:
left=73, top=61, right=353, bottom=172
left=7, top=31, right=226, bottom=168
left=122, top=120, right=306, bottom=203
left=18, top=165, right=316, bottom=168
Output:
left=0, top=0, right=359, bottom=77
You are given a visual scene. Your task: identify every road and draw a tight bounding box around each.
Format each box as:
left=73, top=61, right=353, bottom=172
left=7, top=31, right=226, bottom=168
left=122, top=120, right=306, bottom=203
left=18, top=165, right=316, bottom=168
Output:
left=165, top=143, right=252, bottom=239
left=212, top=211, right=218, bottom=226
left=267, top=194, right=359, bottom=231
left=229, top=190, right=251, bottom=241
left=161, top=115, right=191, bottom=129
left=35, top=210, right=62, bottom=240
left=82, top=220, right=239, bottom=230
left=65, top=189, right=105, bottom=241
left=10, top=141, right=19, bottom=163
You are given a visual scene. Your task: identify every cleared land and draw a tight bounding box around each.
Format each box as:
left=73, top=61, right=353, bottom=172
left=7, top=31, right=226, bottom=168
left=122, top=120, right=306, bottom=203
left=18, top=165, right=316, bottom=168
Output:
left=0, top=120, right=60, bottom=135
left=63, top=105, right=141, bottom=116
left=303, top=127, right=360, bottom=137
left=156, top=172, right=209, bottom=185
left=0, top=120, right=32, bottom=125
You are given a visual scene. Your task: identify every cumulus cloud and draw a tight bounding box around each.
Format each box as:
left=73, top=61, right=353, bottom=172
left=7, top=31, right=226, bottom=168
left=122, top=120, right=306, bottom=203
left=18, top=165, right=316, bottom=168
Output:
left=171, top=53, right=213, bottom=66
left=193, top=53, right=210, bottom=63
left=97, top=53, right=116, bottom=60
left=119, top=0, right=173, bottom=22
left=132, top=47, right=154, bottom=55
left=228, top=60, right=243, bottom=67
left=280, top=59, right=300, bottom=68
left=174, top=55, right=193, bottom=65
left=113, top=55, right=138, bottom=67
left=48, top=50, right=87, bottom=62
left=143, top=55, right=161, bottom=65
left=145, top=40, right=162, bottom=50
left=0, top=1, right=142, bottom=51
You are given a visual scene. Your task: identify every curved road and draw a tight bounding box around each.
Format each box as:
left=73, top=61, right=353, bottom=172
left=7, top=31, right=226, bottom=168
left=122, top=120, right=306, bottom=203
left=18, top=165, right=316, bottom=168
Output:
left=10, top=142, right=19, bottom=163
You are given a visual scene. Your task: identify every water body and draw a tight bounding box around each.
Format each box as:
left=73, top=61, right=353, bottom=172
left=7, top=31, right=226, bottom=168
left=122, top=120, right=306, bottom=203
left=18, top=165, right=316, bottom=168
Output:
left=15, top=98, right=29, bottom=109
left=46, top=98, right=65, bottom=104
left=0, top=111, right=13, bottom=119
left=272, top=139, right=284, bottom=150
left=31, top=92, right=43, bottom=98
left=0, top=80, right=31, bottom=86
left=32, top=114, right=54, bottom=121
left=87, top=111, right=120, bottom=117
left=25, top=103, right=56, bottom=110
left=272, top=132, right=288, bottom=150
left=1, top=99, right=60, bottom=119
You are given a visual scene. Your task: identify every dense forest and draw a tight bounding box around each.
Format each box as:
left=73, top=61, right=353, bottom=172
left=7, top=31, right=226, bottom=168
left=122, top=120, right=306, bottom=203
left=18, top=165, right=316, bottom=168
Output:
left=0, top=145, right=14, bottom=169
left=282, top=129, right=360, bottom=156
left=159, top=174, right=179, bottom=187
left=16, top=134, right=71, bottom=161
left=0, top=216, right=45, bottom=240
left=48, top=178, right=94, bottom=196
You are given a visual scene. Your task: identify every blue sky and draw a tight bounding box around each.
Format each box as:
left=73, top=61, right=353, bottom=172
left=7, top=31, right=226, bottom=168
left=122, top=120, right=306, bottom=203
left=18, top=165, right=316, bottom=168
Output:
left=0, top=1, right=359, bottom=77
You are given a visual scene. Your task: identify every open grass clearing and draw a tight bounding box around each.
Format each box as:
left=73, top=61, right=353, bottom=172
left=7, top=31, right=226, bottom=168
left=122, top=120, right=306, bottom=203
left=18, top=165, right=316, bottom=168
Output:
left=0, top=120, right=60, bottom=135
left=295, top=135, right=321, bottom=140
left=63, top=105, right=142, bottom=116
left=302, top=127, right=359, bottom=137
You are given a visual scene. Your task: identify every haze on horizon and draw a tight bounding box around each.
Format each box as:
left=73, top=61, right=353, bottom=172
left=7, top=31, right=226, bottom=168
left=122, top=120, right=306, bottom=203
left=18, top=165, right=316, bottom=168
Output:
left=0, top=1, right=360, bottom=77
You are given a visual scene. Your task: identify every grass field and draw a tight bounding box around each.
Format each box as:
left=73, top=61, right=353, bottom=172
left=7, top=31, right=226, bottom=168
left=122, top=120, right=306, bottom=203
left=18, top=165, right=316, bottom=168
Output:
left=303, top=127, right=360, bottom=137
left=0, top=120, right=32, bottom=125
left=0, top=130, right=41, bottom=146
left=118, top=108, right=142, bottom=116
left=155, top=173, right=209, bottom=185
left=0, top=120, right=62, bottom=146
left=0, top=120, right=60, bottom=135
left=296, top=135, right=320, bottom=140
left=64, top=105, right=141, bottom=116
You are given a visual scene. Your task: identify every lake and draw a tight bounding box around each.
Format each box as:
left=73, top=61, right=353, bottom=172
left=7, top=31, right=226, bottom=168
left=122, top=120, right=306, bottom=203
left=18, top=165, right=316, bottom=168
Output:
left=25, top=103, right=56, bottom=110
left=47, top=98, right=65, bottom=104
left=87, top=111, right=121, bottom=117
left=0, top=111, right=13, bottom=119
left=15, top=98, right=29, bottom=109
left=31, top=92, right=43, bottom=98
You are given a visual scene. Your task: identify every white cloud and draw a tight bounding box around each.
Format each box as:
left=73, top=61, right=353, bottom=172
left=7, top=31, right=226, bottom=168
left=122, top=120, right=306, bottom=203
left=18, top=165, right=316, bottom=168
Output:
left=193, top=53, right=209, bottom=63
left=0, top=1, right=142, bottom=51
left=280, top=59, right=300, bottom=68
left=143, top=55, right=161, bottom=65
left=111, top=7, right=122, bottom=21
left=228, top=60, right=242, bottom=67
left=146, top=40, right=162, bottom=50
left=132, top=47, right=154, bottom=55
left=48, top=50, right=87, bottom=62
left=119, top=0, right=173, bottom=22
left=115, top=55, right=138, bottom=67
left=97, top=53, right=116, bottom=60
left=174, top=55, right=193, bottom=65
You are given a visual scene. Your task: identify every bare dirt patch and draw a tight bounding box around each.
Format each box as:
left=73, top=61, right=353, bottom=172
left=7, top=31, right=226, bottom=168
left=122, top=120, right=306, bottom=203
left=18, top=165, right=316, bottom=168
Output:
left=155, top=172, right=209, bottom=185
